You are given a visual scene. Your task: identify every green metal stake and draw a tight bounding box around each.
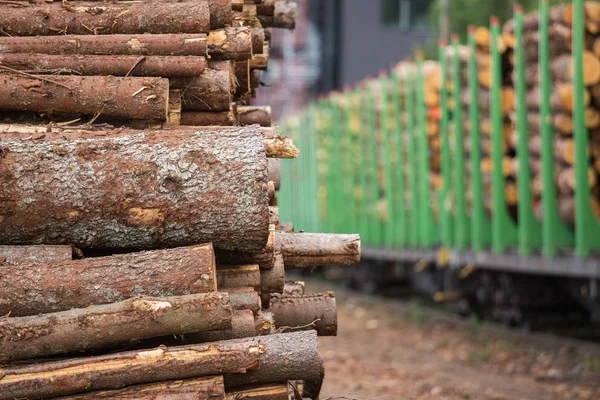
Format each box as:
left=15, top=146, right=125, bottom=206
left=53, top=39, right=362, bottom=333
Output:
left=573, top=0, right=600, bottom=257
left=331, top=98, right=345, bottom=233
left=367, top=83, right=383, bottom=246
left=305, top=106, right=322, bottom=233
left=406, top=66, right=420, bottom=248
left=514, top=4, right=543, bottom=255
left=379, top=74, right=396, bottom=247
left=390, top=70, right=408, bottom=247
left=490, top=17, right=518, bottom=254
left=451, top=36, right=470, bottom=251
left=539, top=0, right=574, bottom=256
left=467, top=27, right=492, bottom=252
left=356, top=88, right=371, bottom=243
left=278, top=121, right=293, bottom=224
left=342, top=90, right=358, bottom=235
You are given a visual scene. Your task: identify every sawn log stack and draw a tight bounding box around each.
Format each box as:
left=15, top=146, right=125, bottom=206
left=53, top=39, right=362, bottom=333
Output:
left=0, top=1, right=360, bottom=399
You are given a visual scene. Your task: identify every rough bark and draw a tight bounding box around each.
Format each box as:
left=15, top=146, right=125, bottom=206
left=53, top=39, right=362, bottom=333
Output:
left=269, top=292, right=337, bottom=336
left=209, top=0, right=233, bottom=29
left=0, top=128, right=270, bottom=251
left=217, top=264, right=262, bottom=293
left=254, top=311, right=275, bottom=336
left=269, top=206, right=279, bottom=227
left=0, top=2, right=212, bottom=36
left=227, top=287, right=261, bottom=314
left=186, top=309, right=256, bottom=342
left=268, top=181, right=277, bottom=206
left=235, top=60, right=251, bottom=95
left=0, top=293, right=232, bottom=362
left=257, top=0, right=296, bottom=29
left=0, top=244, right=216, bottom=317
left=250, top=26, right=265, bottom=55
left=180, top=110, right=238, bottom=126
left=0, top=338, right=262, bottom=400
left=0, top=245, right=73, bottom=266
left=268, top=158, right=281, bottom=190
left=224, top=331, right=322, bottom=388
left=0, top=34, right=208, bottom=56
left=207, top=27, right=253, bottom=61
left=260, top=251, right=285, bottom=304
left=276, top=232, right=361, bottom=269
left=170, top=69, right=233, bottom=111
left=0, top=75, right=169, bottom=120
left=0, top=53, right=207, bottom=77
left=214, top=229, right=275, bottom=269
left=225, top=384, right=289, bottom=400
left=55, top=376, right=225, bottom=400
left=238, top=106, right=272, bottom=127
left=283, top=281, right=305, bottom=296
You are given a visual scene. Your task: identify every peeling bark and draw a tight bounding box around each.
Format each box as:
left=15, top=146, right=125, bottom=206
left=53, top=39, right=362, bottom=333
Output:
left=276, top=232, right=361, bottom=269
left=207, top=27, right=252, bottom=61
left=269, top=292, right=337, bottom=336
left=0, top=245, right=73, bottom=266
left=0, top=293, right=232, bottom=362
left=217, top=264, right=262, bottom=293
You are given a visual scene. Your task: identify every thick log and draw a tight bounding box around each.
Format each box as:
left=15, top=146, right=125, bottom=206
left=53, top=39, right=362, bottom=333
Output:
left=250, top=26, right=266, bottom=55
left=225, top=384, right=289, bottom=400
left=0, top=293, right=232, bottom=362
left=56, top=377, right=225, bottom=400
left=0, top=34, right=208, bottom=56
left=180, top=110, right=238, bottom=126
left=238, top=106, right=272, bottom=127
left=227, top=287, right=261, bottom=314
left=214, top=230, right=275, bottom=269
left=209, top=0, right=234, bottom=29
left=186, top=309, right=256, bottom=342
left=260, top=251, right=285, bottom=304
left=269, top=292, right=337, bottom=336
left=170, top=69, right=232, bottom=112
left=217, top=264, right=262, bottom=293
left=0, top=2, right=212, bottom=36
left=207, top=27, right=253, bottom=61
left=276, top=232, right=361, bottom=269
left=254, top=310, right=275, bottom=335
left=224, top=331, right=322, bottom=388
left=0, top=53, right=207, bottom=77
left=0, top=337, right=262, bottom=400
left=0, top=75, right=169, bottom=120
left=0, top=245, right=73, bottom=266
left=0, top=244, right=216, bottom=317
left=551, top=51, right=600, bottom=86
left=283, top=281, right=305, bottom=296
left=268, top=158, right=281, bottom=190
left=0, top=128, right=270, bottom=251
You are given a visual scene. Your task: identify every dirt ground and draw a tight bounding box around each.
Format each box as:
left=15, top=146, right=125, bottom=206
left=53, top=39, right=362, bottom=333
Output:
left=305, top=279, right=600, bottom=400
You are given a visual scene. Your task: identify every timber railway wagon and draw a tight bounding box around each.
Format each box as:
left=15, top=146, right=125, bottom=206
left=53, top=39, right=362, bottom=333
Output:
left=279, top=0, right=600, bottom=326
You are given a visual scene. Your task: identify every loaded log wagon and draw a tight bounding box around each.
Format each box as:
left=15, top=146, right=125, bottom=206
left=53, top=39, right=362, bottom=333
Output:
left=0, top=1, right=361, bottom=399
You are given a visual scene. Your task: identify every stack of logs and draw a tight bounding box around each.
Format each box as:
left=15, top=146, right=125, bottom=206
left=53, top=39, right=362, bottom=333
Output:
left=0, top=1, right=362, bottom=399
left=504, top=2, right=600, bottom=224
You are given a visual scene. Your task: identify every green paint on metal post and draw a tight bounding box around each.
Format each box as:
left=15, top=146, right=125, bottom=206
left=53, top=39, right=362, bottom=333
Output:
left=367, top=84, right=383, bottom=246
left=331, top=98, right=345, bottom=233
left=306, top=106, right=322, bottom=233
left=355, top=88, right=371, bottom=243
left=490, top=18, right=518, bottom=254
left=406, top=66, right=420, bottom=248
left=342, top=91, right=358, bottom=235
left=379, top=75, right=396, bottom=247
left=468, top=28, right=492, bottom=252
left=390, top=70, right=408, bottom=247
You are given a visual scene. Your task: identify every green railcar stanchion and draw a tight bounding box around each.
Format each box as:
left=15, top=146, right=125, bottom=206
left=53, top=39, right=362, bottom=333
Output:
left=490, top=17, right=518, bottom=254
left=355, top=87, right=371, bottom=244
left=366, top=84, right=383, bottom=246
left=278, top=120, right=293, bottom=224
left=539, top=0, right=574, bottom=256
left=315, top=101, right=330, bottom=233
left=572, top=0, right=600, bottom=257
left=330, top=97, right=345, bottom=233
left=514, top=5, right=542, bottom=255
left=467, top=27, right=492, bottom=252
left=390, top=70, right=408, bottom=247
left=379, top=74, right=396, bottom=247
left=406, top=65, right=420, bottom=248
left=305, top=106, right=322, bottom=233
left=341, top=90, right=357, bottom=235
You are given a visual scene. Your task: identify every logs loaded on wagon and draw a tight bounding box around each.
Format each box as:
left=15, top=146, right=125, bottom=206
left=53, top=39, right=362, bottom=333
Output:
left=0, top=1, right=360, bottom=399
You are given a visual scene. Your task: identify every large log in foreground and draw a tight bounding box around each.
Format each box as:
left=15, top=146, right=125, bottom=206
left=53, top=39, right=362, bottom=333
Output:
left=0, top=245, right=73, bottom=265
left=0, top=293, right=232, bottom=362
left=0, top=244, right=216, bottom=316
left=0, top=128, right=270, bottom=251
left=0, top=75, right=169, bottom=120
left=276, top=232, right=361, bottom=268
left=0, top=338, right=262, bottom=400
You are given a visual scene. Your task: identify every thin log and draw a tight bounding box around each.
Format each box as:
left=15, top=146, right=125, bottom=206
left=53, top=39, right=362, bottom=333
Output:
left=180, top=110, right=238, bottom=126
left=186, top=309, right=256, bottom=342
left=0, top=293, right=232, bottom=362
left=235, top=60, right=251, bottom=94
left=270, top=292, right=337, bottom=336
left=224, top=331, right=322, bottom=388
left=254, top=310, right=275, bottom=335
left=276, top=232, right=361, bottom=269
left=0, top=244, right=216, bottom=317
left=214, top=229, right=275, bottom=269
left=170, top=69, right=233, bottom=111
left=225, top=384, right=289, bottom=400
left=269, top=206, right=279, bottom=226
left=0, top=128, right=270, bottom=251
left=0, top=337, right=262, bottom=400
left=283, top=281, right=305, bottom=296
left=268, top=158, right=281, bottom=190
left=0, top=34, right=208, bottom=56
left=0, top=53, right=206, bottom=77
left=268, top=181, right=276, bottom=206
left=227, top=287, right=261, bottom=314
left=0, top=245, right=73, bottom=266
left=260, top=251, right=285, bottom=304
left=217, top=264, right=262, bottom=293
left=0, top=2, right=212, bottom=36
left=55, top=377, right=225, bottom=400
left=238, top=105, right=272, bottom=127
left=207, top=27, right=253, bottom=61
left=0, top=75, right=169, bottom=120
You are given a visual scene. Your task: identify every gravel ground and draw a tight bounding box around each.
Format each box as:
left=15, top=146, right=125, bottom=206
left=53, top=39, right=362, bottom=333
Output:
left=304, top=279, right=600, bottom=400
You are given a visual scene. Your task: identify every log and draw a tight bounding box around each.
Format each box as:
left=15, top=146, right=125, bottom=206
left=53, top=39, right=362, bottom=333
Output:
left=0, top=2, right=213, bottom=36
left=268, top=181, right=277, bottom=206
left=0, top=245, right=73, bottom=266
left=227, top=287, right=261, bottom=314
left=0, top=337, right=262, bottom=400
left=0, top=34, right=209, bottom=56
left=283, top=281, right=305, bottom=296
left=225, top=384, right=289, bottom=400
left=550, top=51, right=600, bottom=86
left=238, top=105, right=272, bottom=127
left=264, top=136, right=300, bottom=158
left=207, top=27, right=253, bottom=61
left=249, top=43, right=269, bottom=70
left=215, top=229, right=275, bottom=269
left=55, top=377, right=225, bottom=400
left=276, top=232, right=361, bottom=269
left=250, top=26, right=266, bottom=55
left=268, top=158, right=281, bottom=190
left=170, top=69, right=232, bottom=112
left=0, top=128, right=270, bottom=251
left=260, top=251, right=285, bottom=304
left=0, top=53, right=207, bottom=77
left=0, top=293, right=232, bottom=362
left=217, top=264, right=262, bottom=293
left=0, top=75, right=169, bottom=120
left=0, top=244, right=216, bottom=317
left=209, top=0, right=234, bottom=29
left=269, top=206, right=279, bottom=226
left=224, top=331, right=322, bottom=388
left=180, top=110, right=238, bottom=126
left=269, top=292, right=337, bottom=336
left=259, top=0, right=296, bottom=29
left=186, top=309, right=256, bottom=342
left=527, top=84, right=590, bottom=113
left=235, top=60, right=251, bottom=95
left=254, top=310, right=275, bottom=335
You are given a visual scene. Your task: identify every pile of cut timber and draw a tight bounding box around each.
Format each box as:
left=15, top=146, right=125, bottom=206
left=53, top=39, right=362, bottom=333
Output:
left=0, top=1, right=361, bottom=399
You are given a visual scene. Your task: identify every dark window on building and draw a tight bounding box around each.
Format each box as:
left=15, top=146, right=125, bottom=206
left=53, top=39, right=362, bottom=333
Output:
left=381, top=0, right=433, bottom=29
